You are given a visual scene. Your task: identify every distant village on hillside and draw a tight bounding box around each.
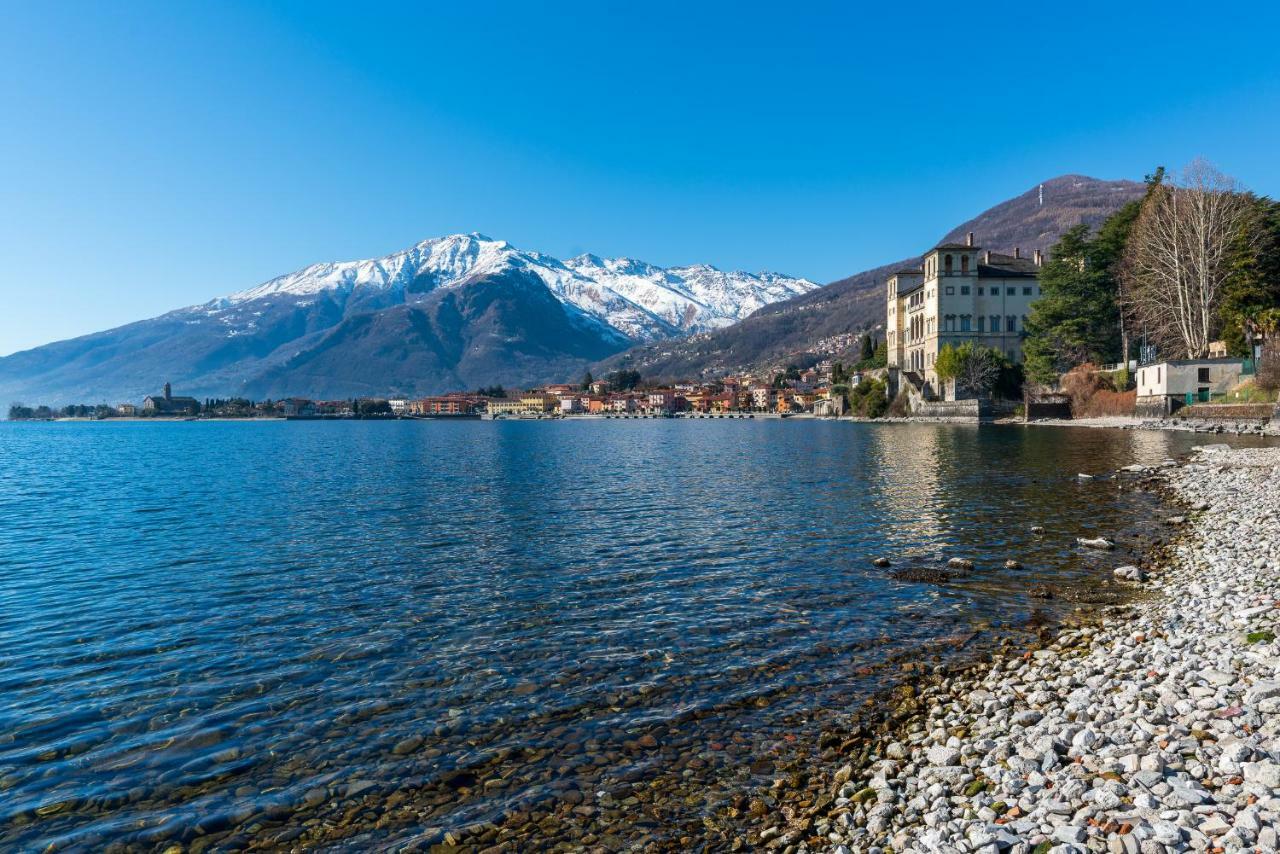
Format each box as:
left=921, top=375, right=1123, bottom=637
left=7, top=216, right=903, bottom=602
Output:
left=5, top=357, right=876, bottom=422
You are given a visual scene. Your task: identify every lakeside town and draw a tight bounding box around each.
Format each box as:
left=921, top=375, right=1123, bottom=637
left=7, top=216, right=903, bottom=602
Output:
left=11, top=174, right=1280, bottom=433
left=6, top=358, right=880, bottom=422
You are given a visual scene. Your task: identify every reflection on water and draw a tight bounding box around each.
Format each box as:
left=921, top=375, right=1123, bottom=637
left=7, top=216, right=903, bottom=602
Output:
left=0, top=421, right=1270, bottom=850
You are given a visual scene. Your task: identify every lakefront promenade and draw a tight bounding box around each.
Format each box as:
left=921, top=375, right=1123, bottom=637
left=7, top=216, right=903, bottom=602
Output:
left=808, top=445, right=1280, bottom=853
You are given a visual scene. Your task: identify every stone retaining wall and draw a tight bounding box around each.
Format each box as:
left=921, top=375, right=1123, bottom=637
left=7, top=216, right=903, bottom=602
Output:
left=1177, top=403, right=1274, bottom=422
left=912, top=400, right=983, bottom=422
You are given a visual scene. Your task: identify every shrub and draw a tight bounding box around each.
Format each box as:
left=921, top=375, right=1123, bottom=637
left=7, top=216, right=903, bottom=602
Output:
left=1060, top=364, right=1136, bottom=417
left=848, top=378, right=889, bottom=418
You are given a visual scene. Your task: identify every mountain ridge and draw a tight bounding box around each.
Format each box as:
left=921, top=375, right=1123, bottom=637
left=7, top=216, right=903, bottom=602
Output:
left=0, top=234, right=816, bottom=405
left=593, top=175, right=1147, bottom=380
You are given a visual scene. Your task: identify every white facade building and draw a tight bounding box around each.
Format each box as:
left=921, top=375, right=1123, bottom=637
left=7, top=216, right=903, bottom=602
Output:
left=887, top=233, right=1042, bottom=393
left=1135, top=359, right=1246, bottom=415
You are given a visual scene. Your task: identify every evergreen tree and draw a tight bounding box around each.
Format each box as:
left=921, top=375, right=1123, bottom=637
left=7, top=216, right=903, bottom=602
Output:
left=581, top=370, right=594, bottom=390
left=870, top=339, right=887, bottom=368
left=1023, top=218, right=1130, bottom=385
left=1221, top=197, right=1280, bottom=356
left=859, top=334, right=874, bottom=362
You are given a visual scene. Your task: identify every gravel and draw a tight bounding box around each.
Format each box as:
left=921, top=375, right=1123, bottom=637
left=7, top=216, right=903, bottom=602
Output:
left=813, top=445, right=1280, bottom=854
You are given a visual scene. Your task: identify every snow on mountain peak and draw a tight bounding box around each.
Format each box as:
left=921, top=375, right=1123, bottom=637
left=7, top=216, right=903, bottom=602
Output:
left=226, top=234, right=818, bottom=342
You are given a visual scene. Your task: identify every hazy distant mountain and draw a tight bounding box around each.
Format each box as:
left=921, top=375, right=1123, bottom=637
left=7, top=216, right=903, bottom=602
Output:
left=595, top=175, right=1147, bottom=379
left=0, top=234, right=816, bottom=405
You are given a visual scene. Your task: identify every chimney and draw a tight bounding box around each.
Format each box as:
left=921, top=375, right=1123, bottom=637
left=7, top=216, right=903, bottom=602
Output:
left=1013, top=247, right=1021, bottom=259
left=1033, top=249, right=1043, bottom=267
left=966, top=232, right=974, bottom=247
left=983, top=250, right=991, bottom=264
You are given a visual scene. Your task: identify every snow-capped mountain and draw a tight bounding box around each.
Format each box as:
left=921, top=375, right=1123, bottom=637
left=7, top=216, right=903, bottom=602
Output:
left=224, top=233, right=817, bottom=340
left=0, top=233, right=817, bottom=405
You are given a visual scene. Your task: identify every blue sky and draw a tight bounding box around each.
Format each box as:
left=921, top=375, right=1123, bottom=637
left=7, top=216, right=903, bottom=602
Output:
left=2, top=1, right=1278, bottom=355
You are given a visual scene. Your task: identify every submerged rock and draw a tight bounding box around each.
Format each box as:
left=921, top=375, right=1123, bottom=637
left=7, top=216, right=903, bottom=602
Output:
left=1113, top=565, right=1145, bottom=582
left=1076, top=536, right=1115, bottom=550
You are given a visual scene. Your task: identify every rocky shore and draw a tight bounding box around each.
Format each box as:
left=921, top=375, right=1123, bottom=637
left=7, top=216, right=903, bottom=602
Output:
left=804, top=444, right=1280, bottom=853
left=1026, top=416, right=1280, bottom=437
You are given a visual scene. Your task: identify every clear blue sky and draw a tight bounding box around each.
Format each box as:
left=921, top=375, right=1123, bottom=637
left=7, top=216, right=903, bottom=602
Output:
left=2, top=1, right=1278, bottom=356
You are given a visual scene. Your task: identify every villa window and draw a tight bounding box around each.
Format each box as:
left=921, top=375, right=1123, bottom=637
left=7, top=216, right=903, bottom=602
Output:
left=960, top=285, right=970, bottom=295
left=960, top=315, right=971, bottom=332
left=1198, top=367, right=1210, bottom=382
left=1023, top=286, right=1033, bottom=296
left=944, top=314, right=956, bottom=332
left=1007, top=315, right=1017, bottom=332
left=977, top=287, right=984, bottom=295
left=977, top=316, right=985, bottom=332
left=945, top=286, right=954, bottom=295
left=945, top=254, right=953, bottom=275
left=1006, top=286, right=1016, bottom=296
left=961, top=255, right=970, bottom=274
left=990, top=315, right=1000, bottom=332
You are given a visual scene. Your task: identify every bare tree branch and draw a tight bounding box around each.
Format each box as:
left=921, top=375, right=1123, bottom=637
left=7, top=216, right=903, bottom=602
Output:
left=1121, top=158, right=1255, bottom=359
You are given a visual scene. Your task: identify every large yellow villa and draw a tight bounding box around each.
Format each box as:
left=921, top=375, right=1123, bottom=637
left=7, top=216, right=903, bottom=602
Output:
left=886, top=233, right=1042, bottom=395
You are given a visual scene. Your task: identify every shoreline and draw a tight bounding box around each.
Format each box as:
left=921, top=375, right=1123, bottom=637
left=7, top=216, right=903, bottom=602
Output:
left=1025, top=415, right=1279, bottom=437
left=802, top=444, right=1280, bottom=853
left=8, top=413, right=1278, bottom=437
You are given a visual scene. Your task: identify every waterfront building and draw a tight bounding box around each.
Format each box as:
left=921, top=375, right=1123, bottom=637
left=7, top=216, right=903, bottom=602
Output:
left=750, top=386, right=775, bottom=411
left=486, top=398, right=524, bottom=417
left=116, top=403, right=137, bottom=416
left=518, top=393, right=558, bottom=414
left=886, top=233, right=1042, bottom=395
left=388, top=399, right=407, bottom=414
left=684, top=391, right=709, bottom=413
left=408, top=395, right=482, bottom=415
left=605, top=394, right=636, bottom=413
left=313, top=400, right=353, bottom=416
left=813, top=395, right=846, bottom=417
left=281, top=398, right=316, bottom=416
left=1135, top=358, right=1248, bottom=416
left=142, top=382, right=200, bottom=415
left=644, top=389, right=676, bottom=414
left=709, top=393, right=736, bottom=413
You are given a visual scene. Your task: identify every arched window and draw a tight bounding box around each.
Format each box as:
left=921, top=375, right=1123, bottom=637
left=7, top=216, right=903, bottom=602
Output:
left=960, top=255, right=969, bottom=274
left=944, top=254, right=953, bottom=275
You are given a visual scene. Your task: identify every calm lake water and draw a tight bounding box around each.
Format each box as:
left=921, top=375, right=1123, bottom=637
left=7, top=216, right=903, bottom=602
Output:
left=0, top=421, right=1271, bottom=851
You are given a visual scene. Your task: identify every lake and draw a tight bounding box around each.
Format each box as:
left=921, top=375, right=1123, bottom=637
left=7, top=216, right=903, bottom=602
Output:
left=0, top=420, right=1270, bottom=850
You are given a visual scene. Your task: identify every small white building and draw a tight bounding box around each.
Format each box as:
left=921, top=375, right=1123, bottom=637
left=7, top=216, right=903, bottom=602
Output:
left=750, top=386, right=775, bottom=411
left=1135, top=358, right=1246, bottom=416
left=813, top=395, right=846, bottom=417
left=388, top=399, right=407, bottom=414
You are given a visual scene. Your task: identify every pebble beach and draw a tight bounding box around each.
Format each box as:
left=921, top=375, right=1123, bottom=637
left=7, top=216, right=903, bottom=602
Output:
left=807, top=444, right=1280, bottom=854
